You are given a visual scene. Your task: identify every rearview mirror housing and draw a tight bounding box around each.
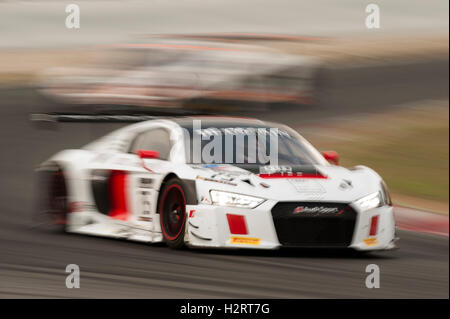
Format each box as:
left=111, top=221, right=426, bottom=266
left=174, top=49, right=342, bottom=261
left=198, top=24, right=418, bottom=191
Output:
left=136, top=150, right=160, bottom=159
left=322, top=150, right=339, bottom=165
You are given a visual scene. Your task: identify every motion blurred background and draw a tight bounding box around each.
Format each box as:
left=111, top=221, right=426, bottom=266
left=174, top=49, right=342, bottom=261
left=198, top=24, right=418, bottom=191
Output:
left=0, top=0, right=448, bottom=298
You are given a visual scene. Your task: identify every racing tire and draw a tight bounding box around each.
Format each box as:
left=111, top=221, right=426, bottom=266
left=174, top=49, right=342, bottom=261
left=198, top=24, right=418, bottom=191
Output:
left=158, top=177, right=187, bottom=249
left=48, top=169, right=68, bottom=232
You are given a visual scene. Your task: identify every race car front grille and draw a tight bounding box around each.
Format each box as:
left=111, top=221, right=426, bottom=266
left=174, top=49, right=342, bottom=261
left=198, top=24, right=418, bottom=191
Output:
left=271, top=202, right=356, bottom=247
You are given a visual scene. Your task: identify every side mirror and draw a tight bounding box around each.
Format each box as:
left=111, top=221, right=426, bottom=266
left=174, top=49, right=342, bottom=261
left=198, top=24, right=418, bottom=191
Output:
left=136, top=150, right=160, bottom=159
left=322, top=150, right=339, bottom=165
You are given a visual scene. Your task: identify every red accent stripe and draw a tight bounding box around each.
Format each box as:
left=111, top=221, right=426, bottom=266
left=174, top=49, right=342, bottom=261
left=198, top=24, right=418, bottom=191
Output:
left=258, top=173, right=328, bottom=179
left=226, top=214, right=248, bottom=235
left=108, top=170, right=129, bottom=221
left=369, top=215, right=379, bottom=236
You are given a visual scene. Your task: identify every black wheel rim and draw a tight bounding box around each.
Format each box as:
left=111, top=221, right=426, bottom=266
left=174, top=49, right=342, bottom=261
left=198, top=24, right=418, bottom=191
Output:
left=161, top=185, right=186, bottom=240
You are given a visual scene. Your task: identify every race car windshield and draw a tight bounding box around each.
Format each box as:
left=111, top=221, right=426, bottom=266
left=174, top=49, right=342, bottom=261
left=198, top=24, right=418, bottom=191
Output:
left=183, top=125, right=326, bottom=166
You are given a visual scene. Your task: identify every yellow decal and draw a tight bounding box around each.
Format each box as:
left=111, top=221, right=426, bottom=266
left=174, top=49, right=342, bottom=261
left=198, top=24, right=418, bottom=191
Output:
left=230, top=236, right=261, bottom=245
left=363, top=237, right=379, bottom=246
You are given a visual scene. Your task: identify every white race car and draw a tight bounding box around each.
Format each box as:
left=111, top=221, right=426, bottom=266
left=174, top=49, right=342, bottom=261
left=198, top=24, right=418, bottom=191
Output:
left=36, top=116, right=397, bottom=251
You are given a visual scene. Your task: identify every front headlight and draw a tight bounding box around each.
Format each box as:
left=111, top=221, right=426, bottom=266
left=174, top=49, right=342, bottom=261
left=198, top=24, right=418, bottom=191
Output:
left=380, top=180, right=393, bottom=206
left=209, top=190, right=265, bottom=209
left=353, top=192, right=384, bottom=212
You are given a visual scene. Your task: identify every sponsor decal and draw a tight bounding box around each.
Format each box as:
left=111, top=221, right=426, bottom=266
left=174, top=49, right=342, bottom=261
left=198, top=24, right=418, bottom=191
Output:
left=259, top=173, right=328, bottom=179
left=293, top=206, right=339, bottom=215
left=139, top=190, right=152, bottom=218
left=259, top=165, right=292, bottom=175
left=230, top=236, right=260, bottom=245
left=259, top=165, right=328, bottom=179
left=140, top=178, right=154, bottom=188
left=363, top=237, right=379, bottom=246
left=211, top=172, right=241, bottom=181
left=196, top=175, right=237, bottom=186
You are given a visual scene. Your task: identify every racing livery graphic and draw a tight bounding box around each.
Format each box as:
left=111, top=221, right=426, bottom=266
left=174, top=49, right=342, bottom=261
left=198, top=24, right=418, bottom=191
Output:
left=36, top=116, right=397, bottom=251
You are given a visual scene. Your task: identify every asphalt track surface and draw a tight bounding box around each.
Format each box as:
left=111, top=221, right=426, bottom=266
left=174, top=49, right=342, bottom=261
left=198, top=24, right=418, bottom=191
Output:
left=0, top=59, right=448, bottom=298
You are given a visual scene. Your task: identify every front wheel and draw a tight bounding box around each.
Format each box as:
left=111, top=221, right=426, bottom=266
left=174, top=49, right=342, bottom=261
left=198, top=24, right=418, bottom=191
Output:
left=158, top=177, right=187, bottom=249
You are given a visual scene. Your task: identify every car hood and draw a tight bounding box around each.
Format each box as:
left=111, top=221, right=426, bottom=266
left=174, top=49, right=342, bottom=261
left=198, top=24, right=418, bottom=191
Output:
left=190, top=164, right=382, bottom=203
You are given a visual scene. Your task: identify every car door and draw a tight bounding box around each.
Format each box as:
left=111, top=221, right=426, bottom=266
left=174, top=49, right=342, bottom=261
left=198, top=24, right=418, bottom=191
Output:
left=126, top=127, right=174, bottom=235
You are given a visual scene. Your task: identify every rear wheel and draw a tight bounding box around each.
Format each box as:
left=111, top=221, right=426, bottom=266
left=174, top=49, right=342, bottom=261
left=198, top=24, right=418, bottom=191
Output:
left=158, top=177, right=187, bottom=249
left=48, top=169, right=68, bottom=231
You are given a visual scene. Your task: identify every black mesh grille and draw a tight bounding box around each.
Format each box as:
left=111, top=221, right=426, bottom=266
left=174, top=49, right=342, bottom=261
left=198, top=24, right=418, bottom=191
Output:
left=271, top=202, right=356, bottom=247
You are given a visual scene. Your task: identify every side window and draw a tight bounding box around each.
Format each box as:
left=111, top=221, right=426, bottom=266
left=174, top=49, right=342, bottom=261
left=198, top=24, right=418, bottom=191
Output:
left=129, top=128, right=172, bottom=160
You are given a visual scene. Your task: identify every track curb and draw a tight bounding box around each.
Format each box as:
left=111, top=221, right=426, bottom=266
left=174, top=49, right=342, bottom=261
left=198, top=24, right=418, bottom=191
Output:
left=394, top=205, right=449, bottom=237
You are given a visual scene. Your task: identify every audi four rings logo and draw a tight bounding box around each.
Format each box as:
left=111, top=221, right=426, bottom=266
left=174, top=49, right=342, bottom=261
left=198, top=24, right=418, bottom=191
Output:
left=293, top=206, right=340, bottom=214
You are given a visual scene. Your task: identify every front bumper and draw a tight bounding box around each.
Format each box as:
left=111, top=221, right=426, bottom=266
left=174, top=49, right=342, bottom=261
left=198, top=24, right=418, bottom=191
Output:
left=185, top=201, right=397, bottom=251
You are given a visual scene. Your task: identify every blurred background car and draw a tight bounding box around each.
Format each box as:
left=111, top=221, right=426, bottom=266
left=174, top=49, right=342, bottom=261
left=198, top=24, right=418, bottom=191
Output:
left=37, top=39, right=321, bottom=112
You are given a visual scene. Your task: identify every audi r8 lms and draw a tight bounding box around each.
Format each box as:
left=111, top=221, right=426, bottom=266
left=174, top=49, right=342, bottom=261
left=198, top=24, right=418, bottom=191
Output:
left=36, top=116, right=397, bottom=251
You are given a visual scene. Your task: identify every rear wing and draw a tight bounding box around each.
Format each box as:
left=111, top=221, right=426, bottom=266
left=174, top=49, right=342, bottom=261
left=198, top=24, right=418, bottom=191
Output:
left=30, top=113, right=161, bottom=123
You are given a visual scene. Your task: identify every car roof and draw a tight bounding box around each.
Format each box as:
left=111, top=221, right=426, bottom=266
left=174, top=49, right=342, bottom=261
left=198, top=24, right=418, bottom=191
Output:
left=170, top=116, right=267, bottom=129
left=105, top=115, right=281, bottom=140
